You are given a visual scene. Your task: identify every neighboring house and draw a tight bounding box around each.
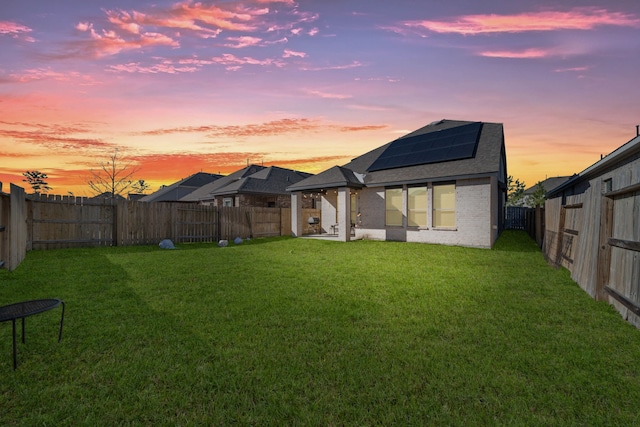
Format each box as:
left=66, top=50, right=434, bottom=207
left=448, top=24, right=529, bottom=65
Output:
left=139, top=172, right=222, bottom=202
left=180, top=165, right=314, bottom=208
left=287, top=119, right=508, bottom=248
left=520, top=176, right=572, bottom=207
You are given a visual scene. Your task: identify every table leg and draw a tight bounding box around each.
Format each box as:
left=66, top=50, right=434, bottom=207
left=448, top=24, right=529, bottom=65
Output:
left=58, top=301, right=65, bottom=342
left=12, top=319, right=17, bottom=370
left=21, top=317, right=25, bottom=344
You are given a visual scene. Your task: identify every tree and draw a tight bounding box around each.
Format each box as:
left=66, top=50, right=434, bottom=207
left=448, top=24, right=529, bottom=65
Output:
left=22, top=170, right=52, bottom=194
left=506, top=175, right=526, bottom=207
left=131, top=179, right=151, bottom=194
left=529, top=181, right=547, bottom=208
left=87, top=149, right=139, bottom=198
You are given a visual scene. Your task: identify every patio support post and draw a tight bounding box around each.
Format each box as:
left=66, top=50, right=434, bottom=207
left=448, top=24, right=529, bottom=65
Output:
left=291, top=191, right=303, bottom=237
left=338, top=187, right=351, bottom=242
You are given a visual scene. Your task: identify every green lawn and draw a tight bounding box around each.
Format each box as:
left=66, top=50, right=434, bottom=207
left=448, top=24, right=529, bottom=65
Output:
left=1, top=231, right=640, bottom=426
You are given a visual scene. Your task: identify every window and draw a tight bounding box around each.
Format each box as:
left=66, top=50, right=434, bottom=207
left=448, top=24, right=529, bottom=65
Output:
left=433, top=184, right=456, bottom=228
left=222, top=197, right=233, bottom=207
left=385, top=188, right=403, bottom=226
left=408, top=186, right=427, bottom=227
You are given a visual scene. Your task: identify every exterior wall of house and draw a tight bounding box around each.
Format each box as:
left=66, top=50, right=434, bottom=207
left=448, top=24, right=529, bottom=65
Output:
left=204, top=194, right=314, bottom=209
left=353, top=188, right=386, bottom=240
left=320, top=192, right=338, bottom=234
left=349, top=177, right=495, bottom=248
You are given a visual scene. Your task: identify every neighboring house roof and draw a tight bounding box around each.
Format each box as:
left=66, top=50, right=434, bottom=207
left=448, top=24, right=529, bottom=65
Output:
left=179, top=165, right=266, bottom=202
left=206, top=166, right=313, bottom=197
left=547, top=133, right=640, bottom=198
left=139, top=172, right=222, bottom=202
left=287, top=119, right=506, bottom=192
left=91, top=192, right=127, bottom=201
left=523, top=176, right=572, bottom=196
left=127, top=193, right=146, bottom=201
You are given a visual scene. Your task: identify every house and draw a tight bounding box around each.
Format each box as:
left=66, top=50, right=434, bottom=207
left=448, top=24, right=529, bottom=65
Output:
left=139, top=172, right=222, bottom=202
left=180, top=165, right=314, bottom=208
left=543, top=127, right=640, bottom=328
left=287, top=119, right=508, bottom=248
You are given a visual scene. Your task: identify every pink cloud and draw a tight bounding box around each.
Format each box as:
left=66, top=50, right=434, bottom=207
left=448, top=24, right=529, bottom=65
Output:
left=555, top=66, right=590, bottom=72
left=74, top=1, right=318, bottom=57
left=224, top=36, right=263, bottom=48
left=108, top=60, right=199, bottom=74
left=106, top=10, right=142, bottom=34
left=401, top=7, right=640, bottom=35
left=210, top=53, right=284, bottom=70
left=75, top=23, right=179, bottom=57
left=301, top=61, right=363, bottom=71
left=10, top=68, right=101, bottom=85
left=479, top=48, right=552, bottom=58
left=305, top=89, right=351, bottom=99
left=283, top=49, right=306, bottom=58
left=0, top=20, right=35, bottom=42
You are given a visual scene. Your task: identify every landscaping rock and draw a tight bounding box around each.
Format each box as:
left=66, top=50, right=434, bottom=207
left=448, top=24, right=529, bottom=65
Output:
left=159, top=239, right=176, bottom=249
left=218, top=239, right=228, bottom=247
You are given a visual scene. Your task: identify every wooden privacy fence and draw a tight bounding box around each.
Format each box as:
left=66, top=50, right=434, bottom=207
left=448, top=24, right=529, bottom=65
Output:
left=1, top=185, right=320, bottom=270
left=544, top=179, right=640, bottom=329
left=0, top=184, right=28, bottom=271
left=505, top=206, right=545, bottom=247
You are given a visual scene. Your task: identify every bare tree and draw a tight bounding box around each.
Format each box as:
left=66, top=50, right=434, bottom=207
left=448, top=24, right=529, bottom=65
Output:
left=131, top=179, right=151, bottom=194
left=87, top=149, right=139, bottom=198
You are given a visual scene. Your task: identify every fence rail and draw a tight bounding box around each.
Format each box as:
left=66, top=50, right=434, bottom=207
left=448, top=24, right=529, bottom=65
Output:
left=0, top=184, right=319, bottom=270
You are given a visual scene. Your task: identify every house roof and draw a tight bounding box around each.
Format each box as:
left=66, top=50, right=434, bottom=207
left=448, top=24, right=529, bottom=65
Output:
left=523, top=176, right=571, bottom=195
left=139, top=172, right=222, bottom=202
left=284, top=166, right=364, bottom=192
left=207, top=166, right=313, bottom=197
left=179, top=165, right=266, bottom=202
left=547, top=133, right=640, bottom=198
left=287, top=119, right=505, bottom=192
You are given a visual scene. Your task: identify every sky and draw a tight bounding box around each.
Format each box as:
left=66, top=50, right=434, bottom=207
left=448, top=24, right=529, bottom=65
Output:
left=2, top=0, right=640, bottom=196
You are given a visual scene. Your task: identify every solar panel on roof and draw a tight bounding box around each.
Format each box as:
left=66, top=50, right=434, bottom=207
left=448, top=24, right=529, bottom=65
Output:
left=368, top=122, right=483, bottom=172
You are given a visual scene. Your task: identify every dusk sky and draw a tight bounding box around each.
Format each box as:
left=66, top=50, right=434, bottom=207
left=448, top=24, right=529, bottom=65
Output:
left=2, top=0, right=640, bottom=196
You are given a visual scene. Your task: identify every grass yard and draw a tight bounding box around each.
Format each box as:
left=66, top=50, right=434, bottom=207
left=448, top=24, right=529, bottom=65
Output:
left=1, top=231, right=640, bottom=425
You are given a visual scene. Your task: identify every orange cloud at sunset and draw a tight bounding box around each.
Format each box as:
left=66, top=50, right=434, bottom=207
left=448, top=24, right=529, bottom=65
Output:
left=136, top=118, right=388, bottom=139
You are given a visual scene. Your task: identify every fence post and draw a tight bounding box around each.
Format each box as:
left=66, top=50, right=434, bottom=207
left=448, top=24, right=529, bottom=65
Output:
left=112, top=199, right=118, bottom=246
left=8, top=184, right=27, bottom=271
left=595, top=196, right=614, bottom=300
left=553, top=206, right=567, bottom=267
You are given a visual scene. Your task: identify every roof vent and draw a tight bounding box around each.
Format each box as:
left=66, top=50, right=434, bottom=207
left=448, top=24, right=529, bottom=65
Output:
left=428, top=119, right=445, bottom=126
